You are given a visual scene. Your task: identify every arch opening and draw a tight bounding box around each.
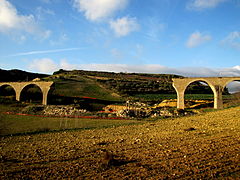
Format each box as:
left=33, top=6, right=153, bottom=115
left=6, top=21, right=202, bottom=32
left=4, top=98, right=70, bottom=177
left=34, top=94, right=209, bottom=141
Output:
left=223, top=80, right=240, bottom=107
left=184, top=80, right=215, bottom=109
left=20, top=84, right=43, bottom=104
left=0, top=85, right=16, bottom=103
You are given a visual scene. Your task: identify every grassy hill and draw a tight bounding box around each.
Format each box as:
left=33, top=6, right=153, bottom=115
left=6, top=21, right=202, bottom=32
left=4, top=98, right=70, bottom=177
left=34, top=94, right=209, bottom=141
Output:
left=46, top=74, right=122, bottom=101
left=52, top=69, right=181, bottom=97
left=46, top=69, right=230, bottom=104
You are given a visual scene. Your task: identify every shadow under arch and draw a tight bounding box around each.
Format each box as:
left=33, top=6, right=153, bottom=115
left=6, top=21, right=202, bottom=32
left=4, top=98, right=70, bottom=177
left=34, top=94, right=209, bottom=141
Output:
left=0, top=84, right=16, bottom=102
left=20, top=84, right=43, bottom=104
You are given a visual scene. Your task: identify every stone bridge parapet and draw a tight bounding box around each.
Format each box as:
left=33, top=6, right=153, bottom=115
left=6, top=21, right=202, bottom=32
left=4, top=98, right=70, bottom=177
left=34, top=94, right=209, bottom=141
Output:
left=0, top=81, right=54, bottom=105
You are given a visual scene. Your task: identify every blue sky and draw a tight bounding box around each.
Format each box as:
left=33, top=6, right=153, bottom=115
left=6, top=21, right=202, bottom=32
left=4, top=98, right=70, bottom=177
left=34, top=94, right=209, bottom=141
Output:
left=0, top=0, right=240, bottom=77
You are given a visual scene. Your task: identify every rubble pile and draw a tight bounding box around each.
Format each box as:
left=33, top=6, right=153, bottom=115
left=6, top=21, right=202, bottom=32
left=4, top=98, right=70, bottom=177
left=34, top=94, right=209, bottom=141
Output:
left=115, top=108, right=194, bottom=118
left=43, top=105, right=88, bottom=116
left=105, top=100, right=196, bottom=118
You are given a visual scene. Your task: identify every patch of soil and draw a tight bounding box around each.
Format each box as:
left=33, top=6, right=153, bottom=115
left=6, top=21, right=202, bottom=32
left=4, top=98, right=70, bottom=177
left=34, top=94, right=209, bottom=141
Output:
left=0, top=106, right=240, bottom=179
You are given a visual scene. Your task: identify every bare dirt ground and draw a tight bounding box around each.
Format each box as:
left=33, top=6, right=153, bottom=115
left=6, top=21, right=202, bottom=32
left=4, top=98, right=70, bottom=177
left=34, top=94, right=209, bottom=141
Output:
left=1, top=107, right=240, bottom=179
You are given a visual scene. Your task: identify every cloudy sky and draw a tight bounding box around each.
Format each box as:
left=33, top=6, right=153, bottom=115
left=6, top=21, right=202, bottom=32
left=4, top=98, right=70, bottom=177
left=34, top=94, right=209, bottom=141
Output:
left=0, top=0, right=240, bottom=77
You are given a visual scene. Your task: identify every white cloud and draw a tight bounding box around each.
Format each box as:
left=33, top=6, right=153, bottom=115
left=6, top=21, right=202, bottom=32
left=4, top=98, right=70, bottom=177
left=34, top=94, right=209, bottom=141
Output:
left=6, top=47, right=82, bottom=57
left=186, top=31, right=211, bottom=48
left=60, top=59, right=78, bottom=70
left=0, top=0, right=50, bottom=38
left=28, top=58, right=78, bottom=73
left=73, top=0, right=128, bottom=21
left=221, top=31, right=240, bottom=50
left=74, top=64, right=240, bottom=77
left=28, top=58, right=58, bottom=73
left=233, top=65, right=240, bottom=71
left=73, top=0, right=139, bottom=37
left=110, top=17, right=139, bottom=37
left=187, top=0, right=228, bottom=10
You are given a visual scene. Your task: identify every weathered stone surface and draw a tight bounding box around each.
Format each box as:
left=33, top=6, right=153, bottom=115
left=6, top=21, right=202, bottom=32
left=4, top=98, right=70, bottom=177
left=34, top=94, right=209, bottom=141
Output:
left=0, top=81, right=54, bottom=105
left=172, top=77, right=240, bottom=109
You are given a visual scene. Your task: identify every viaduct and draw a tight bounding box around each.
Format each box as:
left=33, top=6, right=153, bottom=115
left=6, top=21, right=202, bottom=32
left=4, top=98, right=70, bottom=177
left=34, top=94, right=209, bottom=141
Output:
left=0, top=81, right=54, bottom=105
left=172, top=77, right=240, bottom=109
left=0, top=77, right=239, bottom=109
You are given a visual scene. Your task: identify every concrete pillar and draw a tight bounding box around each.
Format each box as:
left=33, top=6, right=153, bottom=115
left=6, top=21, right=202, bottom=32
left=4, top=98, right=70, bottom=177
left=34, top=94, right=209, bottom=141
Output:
left=177, top=91, right=185, bottom=109
left=12, top=84, right=23, bottom=102
left=15, top=89, right=21, bottom=101
left=213, top=85, right=223, bottom=109
left=172, top=80, right=186, bottom=109
left=42, top=87, right=51, bottom=105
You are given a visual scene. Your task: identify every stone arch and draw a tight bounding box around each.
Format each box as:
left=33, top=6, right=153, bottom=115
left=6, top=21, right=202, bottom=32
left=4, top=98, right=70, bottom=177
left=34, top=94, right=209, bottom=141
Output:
left=19, top=84, right=43, bottom=104
left=223, top=79, right=240, bottom=106
left=0, top=84, right=17, bottom=101
left=0, top=83, right=17, bottom=94
left=0, top=81, right=53, bottom=105
left=184, top=79, right=215, bottom=94
left=184, top=79, right=215, bottom=108
left=172, top=78, right=225, bottom=109
left=223, top=78, right=240, bottom=91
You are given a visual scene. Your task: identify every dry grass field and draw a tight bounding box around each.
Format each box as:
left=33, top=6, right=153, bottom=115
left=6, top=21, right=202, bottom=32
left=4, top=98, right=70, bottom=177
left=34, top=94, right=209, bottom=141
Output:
left=1, top=106, right=240, bottom=179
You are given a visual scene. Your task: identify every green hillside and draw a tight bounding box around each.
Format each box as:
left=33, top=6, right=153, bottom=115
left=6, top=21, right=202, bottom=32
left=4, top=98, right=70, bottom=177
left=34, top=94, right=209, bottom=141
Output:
left=48, top=69, right=224, bottom=102
left=46, top=74, right=121, bottom=101
left=49, top=69, right=182, bottom=99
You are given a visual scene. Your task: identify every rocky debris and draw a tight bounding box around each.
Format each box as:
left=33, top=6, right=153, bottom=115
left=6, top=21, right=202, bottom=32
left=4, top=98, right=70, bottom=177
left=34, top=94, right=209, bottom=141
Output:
left=43, top=105, right=88, bottom=116
left=113, top=107, right=195, bottom=118
left=103, top=99, right=210, bottom=118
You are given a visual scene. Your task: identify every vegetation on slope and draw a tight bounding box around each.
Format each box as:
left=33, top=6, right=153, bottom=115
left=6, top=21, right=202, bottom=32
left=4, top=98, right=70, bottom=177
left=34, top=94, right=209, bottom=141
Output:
left=51, top=69, right=226, bottom=101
